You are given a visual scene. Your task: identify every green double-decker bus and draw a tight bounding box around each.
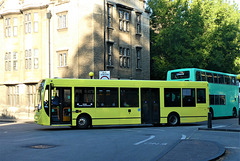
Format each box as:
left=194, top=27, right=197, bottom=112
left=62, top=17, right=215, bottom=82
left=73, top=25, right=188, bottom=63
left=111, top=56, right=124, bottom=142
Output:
left=167, top=68, right=239, bottom=118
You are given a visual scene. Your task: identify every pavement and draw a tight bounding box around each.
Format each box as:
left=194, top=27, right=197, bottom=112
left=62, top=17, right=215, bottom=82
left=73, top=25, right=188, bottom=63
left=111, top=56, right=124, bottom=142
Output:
left=153, top=139, right=225, bottom=161
left=1, top=118, right=240, bottom=161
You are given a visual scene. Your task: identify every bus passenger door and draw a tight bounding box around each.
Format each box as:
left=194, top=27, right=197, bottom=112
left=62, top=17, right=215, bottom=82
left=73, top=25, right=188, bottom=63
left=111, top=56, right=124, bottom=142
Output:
left=51, top=87, right=72, bottom=125
left=141, top=88, right=160, bottom=124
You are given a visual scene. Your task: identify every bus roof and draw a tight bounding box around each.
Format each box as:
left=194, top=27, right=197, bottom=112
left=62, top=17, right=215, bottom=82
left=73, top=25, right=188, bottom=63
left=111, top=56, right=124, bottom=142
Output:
left=41, top=78, right=209, bottom=88
left=168, top=68, right=237, bottom=76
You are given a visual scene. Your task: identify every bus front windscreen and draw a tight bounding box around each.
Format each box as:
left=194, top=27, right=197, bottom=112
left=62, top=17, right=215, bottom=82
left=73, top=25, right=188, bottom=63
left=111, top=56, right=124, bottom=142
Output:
left=171, top=71, right=190, bottom=80
left=36, top=80, right=45, bottom=111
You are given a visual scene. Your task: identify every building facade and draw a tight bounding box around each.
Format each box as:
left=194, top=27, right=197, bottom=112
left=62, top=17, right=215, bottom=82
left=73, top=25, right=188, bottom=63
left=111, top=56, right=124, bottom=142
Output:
left=0, top=0, right=150, bottom=119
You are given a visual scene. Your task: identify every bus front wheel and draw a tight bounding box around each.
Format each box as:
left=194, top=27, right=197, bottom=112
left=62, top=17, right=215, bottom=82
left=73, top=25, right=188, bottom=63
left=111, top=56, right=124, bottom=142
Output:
left=77, top=115, right=90, bottom=129
left=167, top=113, right=180, bottom=126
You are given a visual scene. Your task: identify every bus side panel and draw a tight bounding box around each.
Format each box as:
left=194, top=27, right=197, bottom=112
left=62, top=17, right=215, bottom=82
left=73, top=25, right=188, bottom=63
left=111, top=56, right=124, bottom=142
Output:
left=209, top=84, right=238, bottom=117
left=35, top=109, right=50, bottom=126
left=71, top=109, right=96, bottom=126
left=161, top=107, right=208, bottom=124
left=160, top=86, right=209, bottom=124
left=92, top=108, right=121, bottom=125
left=119, top=108, right=141, bottom=125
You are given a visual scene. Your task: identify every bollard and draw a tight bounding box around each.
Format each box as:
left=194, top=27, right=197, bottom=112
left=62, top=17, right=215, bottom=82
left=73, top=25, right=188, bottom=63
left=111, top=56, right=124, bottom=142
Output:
left=208, top=112, right=212, bottom=129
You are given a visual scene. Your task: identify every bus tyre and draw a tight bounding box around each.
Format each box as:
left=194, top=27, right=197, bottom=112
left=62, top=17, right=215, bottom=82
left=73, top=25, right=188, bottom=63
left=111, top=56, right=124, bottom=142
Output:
left=77, top=115, right=90, bottom=129
left=233, top=108, right=237, bottom=118
left=168, top=113, right=180, bottom=126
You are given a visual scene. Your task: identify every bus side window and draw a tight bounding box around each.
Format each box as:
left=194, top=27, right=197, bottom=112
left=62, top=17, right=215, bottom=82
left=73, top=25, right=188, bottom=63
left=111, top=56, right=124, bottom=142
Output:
left=182, top=88, right=195, bottom=107
left=231, top=76, right=236, bottom=85
left=219, top=75, right=224, bottom=84
left=209, top=95, right=214, bottom=105
left=96, top=88, right=118, bottom=107
left=164, top=88, right=181, bottom=107
left=206, top=72, right=213, bottom=83
left=197, top=89, right=206, bottom=103
left=224, top=75, right=230, bottom=84
left=220, top=95, right=225, bottom=105
left=75, top=87, right=95, bottom=107
left=213, top=73, right=218, bottom=83
left=215, top=95, right=220, bottom=105
left=120, top=88, right=139, bottom=107
left=196, top=71, right=201, bottom=81
left=201, top=72, right=206, bottom=81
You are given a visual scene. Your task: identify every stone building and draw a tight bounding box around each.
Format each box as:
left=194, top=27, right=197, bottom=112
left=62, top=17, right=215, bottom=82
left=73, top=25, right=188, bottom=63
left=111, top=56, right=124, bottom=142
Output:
left=0, top=0, right=150, bottom=119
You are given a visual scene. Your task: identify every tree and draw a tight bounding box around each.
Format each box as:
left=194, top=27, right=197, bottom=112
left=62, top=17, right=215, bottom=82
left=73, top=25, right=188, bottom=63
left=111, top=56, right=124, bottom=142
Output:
left=148, top=0, right=240, bottom=80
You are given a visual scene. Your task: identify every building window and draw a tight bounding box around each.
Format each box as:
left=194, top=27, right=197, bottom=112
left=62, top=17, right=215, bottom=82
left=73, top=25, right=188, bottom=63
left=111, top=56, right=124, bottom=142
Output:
left=5, top=18, right=11, bottom=37
left=136, top=13, right=141, bottom=34
left=119, top=9, right=130, bottom=32
left=25, top=13, right=31, bottom=34
left=7, top=86, right=19, bottom=106
left=13, top=17, right=17, bottom=36
left=126, top=48, right=130, bottom=68
left=58, top=51, right=68, bottom=67
left=119, top=47, right=123, bottom=67
left=120, top=47, right=130, bottom=68
left=34, top=49, right=39, bottom=69
left=136, top=47, right=141, bottom=69
left=27, top=84, right=36, bottom=107
left=108, top=43, right=113, bottom=66
left=34, top=13, right=38, bottom=32
left=107, top=4, right=113, bottom=28
left=25, top=49, right=32, bottom=69
left=119, top=47, right=130, bottom=68
left=5, top=52, right=11, bottom=71
left=58, top=12, right=68, bottom=29
left=13, top=52, right=18, bottom=71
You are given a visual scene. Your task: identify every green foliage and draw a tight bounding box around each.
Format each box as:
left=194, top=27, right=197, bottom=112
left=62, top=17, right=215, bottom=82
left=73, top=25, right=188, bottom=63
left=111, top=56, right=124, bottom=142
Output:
left=148, top=0, right=240, bottom=80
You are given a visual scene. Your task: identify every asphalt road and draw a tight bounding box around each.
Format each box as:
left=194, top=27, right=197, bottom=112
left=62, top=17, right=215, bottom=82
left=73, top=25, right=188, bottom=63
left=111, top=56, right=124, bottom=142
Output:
left=0, top=118, right=239, bottom=161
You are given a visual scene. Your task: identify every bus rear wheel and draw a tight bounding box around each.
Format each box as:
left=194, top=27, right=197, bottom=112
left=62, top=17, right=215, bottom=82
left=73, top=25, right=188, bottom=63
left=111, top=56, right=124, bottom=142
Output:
left=77, top=115, right=90, bottom=129
left=167, top=113, right=180, bottom=126
left=232, top=108, right=237, bottom=118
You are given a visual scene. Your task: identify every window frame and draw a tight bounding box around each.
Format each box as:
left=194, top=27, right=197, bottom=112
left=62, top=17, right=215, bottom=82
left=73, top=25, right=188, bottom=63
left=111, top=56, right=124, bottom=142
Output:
left=13, top=17, right=17, bottom=36
left=57, top=11, right=68, bottom=30
left=74, top=87, right=95, bottom=108
left=136, top=13, right=141, bottom=34
left=136, top=47, right=141, bottom=69
left=164, top=88, right=181, bottom=107
left=119, top=8, right=130, bottom=32
left=107, top=43, right=113, bottom=66
left=96, top=87, right=119, bottom=107
left=197, top=89, right=206, bottom=103
left=182, top=88, right=196, bottom=107
left=120, top=88, right=139, bottom=107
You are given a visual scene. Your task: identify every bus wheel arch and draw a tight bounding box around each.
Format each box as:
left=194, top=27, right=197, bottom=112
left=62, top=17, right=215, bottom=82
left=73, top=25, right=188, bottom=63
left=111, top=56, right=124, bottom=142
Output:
left=167, top=112, right=180, bottom=126
left=232, top=107, right=237, bottom=118
left=76, top=113, right=92, bottom=129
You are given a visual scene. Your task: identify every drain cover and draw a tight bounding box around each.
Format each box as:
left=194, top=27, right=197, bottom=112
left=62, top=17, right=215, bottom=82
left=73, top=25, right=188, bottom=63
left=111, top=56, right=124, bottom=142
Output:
left=30, top=144, right=56, bottom=149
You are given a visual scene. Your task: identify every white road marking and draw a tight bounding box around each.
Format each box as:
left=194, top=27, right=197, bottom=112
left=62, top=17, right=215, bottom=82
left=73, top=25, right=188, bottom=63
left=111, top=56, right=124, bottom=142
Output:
left=134, top=135, right=155, bottom=145
left=225, top=147, right=240, bottom=150
left=181, top=134, right=186, bottom=140
left=213, top=125, right=226, bottom=128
